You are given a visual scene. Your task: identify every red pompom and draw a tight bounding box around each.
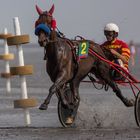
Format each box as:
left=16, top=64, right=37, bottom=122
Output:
left=51, top=19, right=56, bottom=29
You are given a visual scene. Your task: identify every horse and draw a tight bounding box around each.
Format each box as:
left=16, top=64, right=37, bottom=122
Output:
left=34, top=4, right=134, bottom=122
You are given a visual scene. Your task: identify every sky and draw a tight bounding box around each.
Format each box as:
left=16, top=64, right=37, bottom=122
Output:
left=0, top=0, right=140, bottom=44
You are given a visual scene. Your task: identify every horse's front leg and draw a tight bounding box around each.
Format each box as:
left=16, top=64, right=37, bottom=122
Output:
left=70, top=80, right=80, bottom=106
left=39, top=71, right=69, bottom=110
left=65, top=80, right=80, bottom=124
left=57, top=85, right=68, bottom=106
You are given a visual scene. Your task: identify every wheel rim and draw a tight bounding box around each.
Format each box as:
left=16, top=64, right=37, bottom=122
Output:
left=134, top=91, right=140, bottom=127
left=58, top=100, right=73, bottom=127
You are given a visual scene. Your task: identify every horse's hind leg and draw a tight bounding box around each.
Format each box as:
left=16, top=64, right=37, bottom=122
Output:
left=98, top=64, right=134, bottom=107
left=107, top=81, right=134, bottom=107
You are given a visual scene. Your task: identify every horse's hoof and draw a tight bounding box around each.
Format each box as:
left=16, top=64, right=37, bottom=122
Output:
left=125, top=99, right=134, bottom=107
left=65, top=117, right=73, bottom=125
left=39, top=103, right=48, bottom=110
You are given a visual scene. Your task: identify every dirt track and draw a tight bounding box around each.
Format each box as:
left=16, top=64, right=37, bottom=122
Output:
left=0, top=86, right=139, bottom=140
left=0, top=127, right=140, bottom=140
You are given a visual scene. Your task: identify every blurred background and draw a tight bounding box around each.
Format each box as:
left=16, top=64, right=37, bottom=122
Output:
left=0, top=0, right=139, bottom=44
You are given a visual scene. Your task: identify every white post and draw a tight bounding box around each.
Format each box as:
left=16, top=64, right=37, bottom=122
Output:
left=4, top=28, right=11, bottom=94
left=13, top=17, right=31, bottom=126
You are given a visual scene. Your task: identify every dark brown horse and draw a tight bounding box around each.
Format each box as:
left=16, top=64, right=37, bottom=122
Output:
left=35, top=5, right=134, bottom=114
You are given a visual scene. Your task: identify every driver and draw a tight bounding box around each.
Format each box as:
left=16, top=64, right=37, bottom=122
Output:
left=101, top=23, right=130, bottom=73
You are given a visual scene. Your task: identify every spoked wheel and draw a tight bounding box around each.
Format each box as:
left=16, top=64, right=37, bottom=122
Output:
left=58, top=86, right=79, bottom=127
left=134, top=91, right=140, bottom=127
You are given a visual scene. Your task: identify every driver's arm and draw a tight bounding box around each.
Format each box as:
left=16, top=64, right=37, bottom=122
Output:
left=110, top=49, right=128, bottom=63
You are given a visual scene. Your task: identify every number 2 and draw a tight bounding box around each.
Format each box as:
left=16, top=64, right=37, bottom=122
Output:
left=81, top=42, right=87, bottom=54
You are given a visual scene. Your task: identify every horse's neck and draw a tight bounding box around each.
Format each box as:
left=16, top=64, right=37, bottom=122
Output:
left=46, top=43, right=56, bottom=58
left=45, top=37, right=60, bottom=60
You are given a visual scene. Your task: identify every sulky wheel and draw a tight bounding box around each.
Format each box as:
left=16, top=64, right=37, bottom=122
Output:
left=134, top=91, right=140, bottom=127
left=7, top=35, right=30, bottom=46
left=58, top=86, right=79, bottom=127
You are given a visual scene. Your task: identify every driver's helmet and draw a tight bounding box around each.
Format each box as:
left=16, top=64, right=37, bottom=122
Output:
left=104, top=23, right=119, bottom=33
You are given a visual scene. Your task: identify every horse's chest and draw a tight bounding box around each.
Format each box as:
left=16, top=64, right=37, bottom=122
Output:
left=47, top=61, right=59, bottom=77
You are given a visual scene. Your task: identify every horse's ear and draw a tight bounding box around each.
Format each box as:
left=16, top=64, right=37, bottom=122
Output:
left=36, top=5, right=43, bottom=15
left=48, top=4, right=54, bottom=15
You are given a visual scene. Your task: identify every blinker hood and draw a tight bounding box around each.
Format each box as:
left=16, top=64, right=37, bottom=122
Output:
left=35, top=24, right=51, bottom=36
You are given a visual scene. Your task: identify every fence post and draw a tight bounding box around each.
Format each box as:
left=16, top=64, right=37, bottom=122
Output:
left=7, top=17, right=37, bottom=126
left=0, top=28, right=14, bottom=94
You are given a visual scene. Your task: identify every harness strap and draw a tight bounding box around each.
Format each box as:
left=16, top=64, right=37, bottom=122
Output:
left=65, top=39, right=78, bottom=63
left=63, top=38, right=80, bottom=81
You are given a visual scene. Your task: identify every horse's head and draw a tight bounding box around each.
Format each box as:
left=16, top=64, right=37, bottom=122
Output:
left=34, top=4, right=55, bottom=47
left=35, top=23, right=51, bottom=47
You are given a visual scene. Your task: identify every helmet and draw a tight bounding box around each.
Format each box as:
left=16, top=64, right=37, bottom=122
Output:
left=104, top=23, right=119, bottom=33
